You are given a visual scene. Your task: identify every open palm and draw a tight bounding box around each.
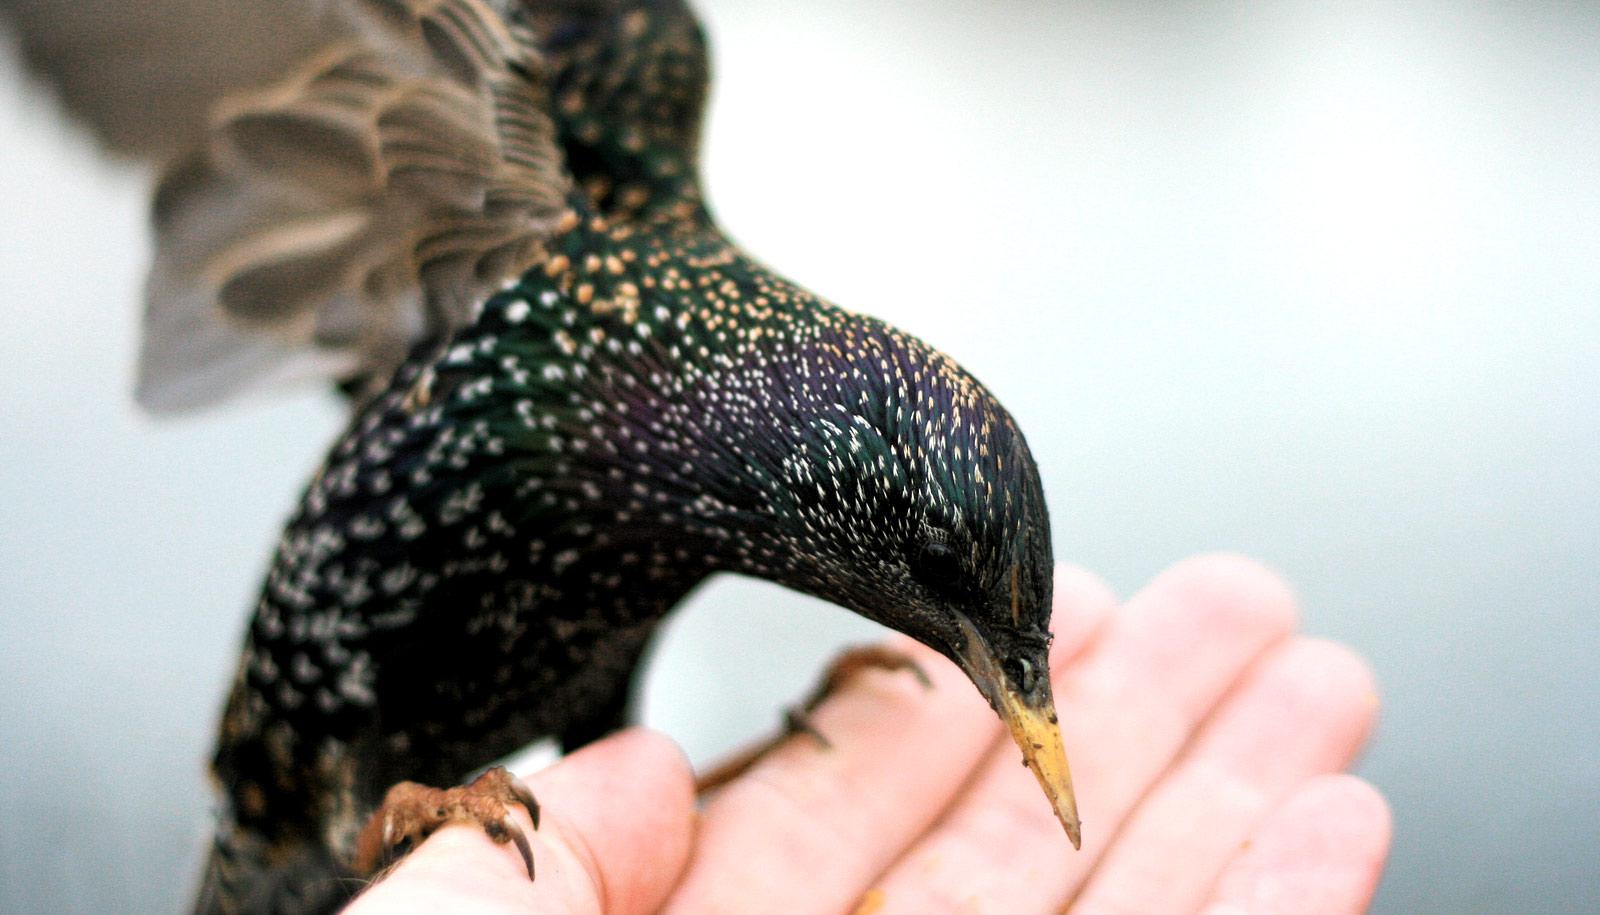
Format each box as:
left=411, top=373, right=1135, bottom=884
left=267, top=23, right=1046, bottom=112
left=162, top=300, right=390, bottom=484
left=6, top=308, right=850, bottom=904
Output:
left=350, top=556, right=1389, bottom=914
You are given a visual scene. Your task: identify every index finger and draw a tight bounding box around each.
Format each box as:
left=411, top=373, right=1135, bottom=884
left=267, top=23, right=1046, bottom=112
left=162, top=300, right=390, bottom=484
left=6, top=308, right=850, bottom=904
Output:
left=348, top=728, right=695, bottom=915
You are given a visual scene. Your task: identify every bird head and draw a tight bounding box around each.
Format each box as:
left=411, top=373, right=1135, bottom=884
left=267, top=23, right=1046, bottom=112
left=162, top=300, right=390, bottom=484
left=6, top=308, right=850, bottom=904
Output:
left=687, top=309, right=1082, bottom=848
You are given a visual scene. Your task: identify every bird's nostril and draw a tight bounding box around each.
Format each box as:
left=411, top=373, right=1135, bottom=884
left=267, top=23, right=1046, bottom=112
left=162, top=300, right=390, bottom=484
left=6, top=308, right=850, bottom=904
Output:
left=1006, top=657, right=1036, bottom=694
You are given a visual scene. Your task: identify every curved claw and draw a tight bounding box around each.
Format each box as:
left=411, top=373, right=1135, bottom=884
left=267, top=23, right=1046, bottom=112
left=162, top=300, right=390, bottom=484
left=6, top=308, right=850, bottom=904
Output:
left=353, top=765, right=544, bottom=882
left=503, top=814, right=536, bottom=879
left=506, top=772, right=541, bottom=830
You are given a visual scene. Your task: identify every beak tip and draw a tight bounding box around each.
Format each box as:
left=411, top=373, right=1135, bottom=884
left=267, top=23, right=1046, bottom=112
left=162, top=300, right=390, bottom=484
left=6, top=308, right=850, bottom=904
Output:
left=1052, top=796, right=1082, bottom=849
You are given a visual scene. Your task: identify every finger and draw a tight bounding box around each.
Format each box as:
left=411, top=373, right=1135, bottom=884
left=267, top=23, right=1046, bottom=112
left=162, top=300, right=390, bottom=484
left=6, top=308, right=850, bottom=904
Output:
left=662, top=565, right=1117, bottom=915
left=1041, top=563, right=1122, bottom=665
left=867, top=554, right=1297, bottom=914
left=1071, top=638, right=1379, bottom=912
left=348, top=728, right=695, bottom=915
left=1200, top=774, right=1392, bottom=915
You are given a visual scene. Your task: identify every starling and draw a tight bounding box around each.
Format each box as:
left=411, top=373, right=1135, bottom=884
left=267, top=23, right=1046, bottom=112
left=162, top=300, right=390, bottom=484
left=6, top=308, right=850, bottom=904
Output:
left=8, top=0, right=1078, bottom=910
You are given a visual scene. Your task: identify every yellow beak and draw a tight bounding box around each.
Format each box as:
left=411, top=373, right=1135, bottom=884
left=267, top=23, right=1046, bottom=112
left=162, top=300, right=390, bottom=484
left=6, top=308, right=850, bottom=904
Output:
left=953, top=614, right=1082, bottom=849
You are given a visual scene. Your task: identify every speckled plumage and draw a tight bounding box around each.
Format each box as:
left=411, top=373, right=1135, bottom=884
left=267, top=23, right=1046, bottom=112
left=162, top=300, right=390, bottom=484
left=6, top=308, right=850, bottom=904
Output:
left=181, top=1, right=1065, bottom=911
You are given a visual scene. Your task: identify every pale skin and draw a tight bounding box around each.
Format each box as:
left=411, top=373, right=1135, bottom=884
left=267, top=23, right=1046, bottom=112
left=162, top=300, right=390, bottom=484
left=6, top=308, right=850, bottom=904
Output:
left=348, top=555, right=1391, bottom=914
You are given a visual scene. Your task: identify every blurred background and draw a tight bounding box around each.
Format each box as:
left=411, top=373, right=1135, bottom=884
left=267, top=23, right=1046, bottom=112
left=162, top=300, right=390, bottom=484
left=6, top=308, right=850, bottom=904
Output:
left=1, top=0, right=1596, bottom=911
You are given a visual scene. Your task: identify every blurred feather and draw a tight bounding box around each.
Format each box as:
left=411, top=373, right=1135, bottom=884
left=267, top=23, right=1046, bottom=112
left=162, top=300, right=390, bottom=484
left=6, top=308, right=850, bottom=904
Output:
left=1, top=0, right=572, bottom=411
left=0, top=0, right=334, bottom=158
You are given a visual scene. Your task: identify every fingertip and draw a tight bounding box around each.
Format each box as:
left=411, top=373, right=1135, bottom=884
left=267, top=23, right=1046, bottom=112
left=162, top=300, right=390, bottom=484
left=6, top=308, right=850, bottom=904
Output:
left=1053, top=562, right=1119, bottom=614
left=1231, top=639, right=1383, bottom=772
left=598, top=727, right=696, bottom=800
left=536, top=728, right=697, bottom=915
left=1295, top=772, right=1394, bottom=853
left=1286, top=638, right=1382, bottom=723
left=1150, top=553, right=1300, bottom=639
left=613, top=727, right=698, bottom=842
left=1268, top=772, right=1393, bottom=882
left=1203, top=773, right=1393, bottom=914
left=1048, top=563, right=1118, bottom=668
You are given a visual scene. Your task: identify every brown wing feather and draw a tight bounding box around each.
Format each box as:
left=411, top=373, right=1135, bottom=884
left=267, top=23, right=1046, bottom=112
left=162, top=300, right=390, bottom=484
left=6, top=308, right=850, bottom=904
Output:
left=0, top=0, right=335, bottom=158
left=137, top=0, right=571, bottom=412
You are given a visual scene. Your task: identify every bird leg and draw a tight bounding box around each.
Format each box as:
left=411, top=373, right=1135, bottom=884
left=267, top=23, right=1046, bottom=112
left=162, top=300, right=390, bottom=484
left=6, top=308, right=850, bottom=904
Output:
left=352, top=766, right=541, bottom=881
left=696, top=645, right=931, bottom=793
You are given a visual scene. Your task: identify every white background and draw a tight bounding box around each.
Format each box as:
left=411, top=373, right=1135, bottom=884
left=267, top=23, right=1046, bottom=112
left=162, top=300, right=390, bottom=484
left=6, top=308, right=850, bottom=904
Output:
left=2, top=1, right=1597, bottom=911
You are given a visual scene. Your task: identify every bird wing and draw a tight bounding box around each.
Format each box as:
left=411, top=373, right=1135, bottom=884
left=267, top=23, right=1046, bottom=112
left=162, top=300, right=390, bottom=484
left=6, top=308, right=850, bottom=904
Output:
left=0, top=0, right=332, bottom=159
left=3, top=0, right=572, bottom=411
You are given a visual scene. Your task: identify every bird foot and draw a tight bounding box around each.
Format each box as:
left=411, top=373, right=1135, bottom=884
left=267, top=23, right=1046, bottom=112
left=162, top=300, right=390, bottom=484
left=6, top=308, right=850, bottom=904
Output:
left=353, top=766, right=541, bottom=881
left=696, top=645, right=931, bottom=793
left=796, top=644, right=932, bottom=712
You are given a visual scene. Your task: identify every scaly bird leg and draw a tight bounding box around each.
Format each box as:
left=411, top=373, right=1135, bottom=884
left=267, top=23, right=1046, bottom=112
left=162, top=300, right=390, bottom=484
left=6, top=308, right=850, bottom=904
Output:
left=353, top=766, right=541, bottom=881
left=696, top=645, right=932, bottom=794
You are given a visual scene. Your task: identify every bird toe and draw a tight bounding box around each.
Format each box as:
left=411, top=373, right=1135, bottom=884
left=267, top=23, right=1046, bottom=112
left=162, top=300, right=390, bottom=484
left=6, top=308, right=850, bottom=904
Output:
left=352, top=765, right=541, bottom=881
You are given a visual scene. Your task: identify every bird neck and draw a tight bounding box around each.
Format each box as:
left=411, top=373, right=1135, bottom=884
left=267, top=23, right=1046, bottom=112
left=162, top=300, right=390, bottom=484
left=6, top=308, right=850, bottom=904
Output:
left=535, top=0, right=711, bottom=223
left=419, top=199, right=875, bottom=582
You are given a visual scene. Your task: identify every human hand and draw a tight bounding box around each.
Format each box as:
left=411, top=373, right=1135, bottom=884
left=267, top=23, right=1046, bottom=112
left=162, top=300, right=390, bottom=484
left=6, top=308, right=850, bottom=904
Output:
left=347, top=555, right=1390, bottom=914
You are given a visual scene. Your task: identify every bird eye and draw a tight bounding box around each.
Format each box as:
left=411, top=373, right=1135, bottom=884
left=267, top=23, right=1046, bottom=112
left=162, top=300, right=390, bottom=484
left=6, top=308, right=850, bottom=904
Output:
left=909, top=538, right=961, bottom=590
left=1006, top=657, right=1037, bottom=694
